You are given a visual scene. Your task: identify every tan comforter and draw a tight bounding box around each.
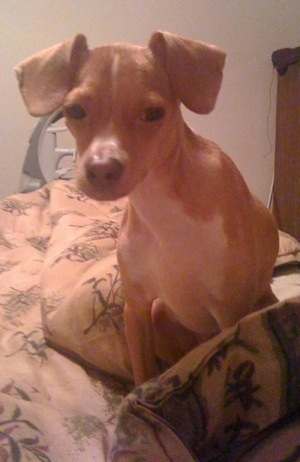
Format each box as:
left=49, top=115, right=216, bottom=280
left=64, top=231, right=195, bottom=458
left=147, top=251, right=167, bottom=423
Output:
left=0, top=179, right=300, bottom=461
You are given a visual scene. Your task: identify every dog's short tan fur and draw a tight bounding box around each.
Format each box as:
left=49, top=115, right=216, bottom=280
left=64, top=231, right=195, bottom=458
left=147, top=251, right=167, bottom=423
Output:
left=15, top=32, right=279, bottom=384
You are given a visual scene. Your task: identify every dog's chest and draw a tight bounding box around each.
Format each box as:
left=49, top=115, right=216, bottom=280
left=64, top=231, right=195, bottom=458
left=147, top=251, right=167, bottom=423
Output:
left=118, top=196, right=228, bottom=309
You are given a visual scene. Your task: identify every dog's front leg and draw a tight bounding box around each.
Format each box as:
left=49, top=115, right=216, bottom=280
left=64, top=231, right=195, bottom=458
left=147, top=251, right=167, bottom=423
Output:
left=124, top=301, right=158, bottom=385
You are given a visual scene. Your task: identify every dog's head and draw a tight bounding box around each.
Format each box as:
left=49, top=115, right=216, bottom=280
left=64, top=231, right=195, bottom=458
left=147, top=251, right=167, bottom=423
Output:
left=15, top=32, right=226, bottom=200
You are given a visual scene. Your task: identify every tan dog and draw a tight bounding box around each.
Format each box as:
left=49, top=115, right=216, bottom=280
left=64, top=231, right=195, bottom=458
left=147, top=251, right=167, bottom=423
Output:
left=15, top=32, right=279, bottom=385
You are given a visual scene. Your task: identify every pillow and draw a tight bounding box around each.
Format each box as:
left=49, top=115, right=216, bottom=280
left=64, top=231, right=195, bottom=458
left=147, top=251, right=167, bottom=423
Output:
left=41, top=181, right=298, bottom=383
left=276, top=230, right=300, bottom=268
left=111, top=297, right=300, bottom=460
left=41, top=181, right=132, bottom=380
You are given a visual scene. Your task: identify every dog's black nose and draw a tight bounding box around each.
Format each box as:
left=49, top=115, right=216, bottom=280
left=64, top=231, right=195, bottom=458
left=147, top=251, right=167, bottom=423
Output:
left=85, top=155, right=124, bottom=186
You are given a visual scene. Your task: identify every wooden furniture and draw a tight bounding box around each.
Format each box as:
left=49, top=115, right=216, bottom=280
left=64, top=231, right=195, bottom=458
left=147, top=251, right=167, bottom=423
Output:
left=273, top=54, right=300, bottom=241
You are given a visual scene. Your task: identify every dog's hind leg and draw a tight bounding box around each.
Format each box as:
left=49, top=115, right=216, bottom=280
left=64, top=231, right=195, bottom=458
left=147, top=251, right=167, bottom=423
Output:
left=151, top=299, right=217, bottom=367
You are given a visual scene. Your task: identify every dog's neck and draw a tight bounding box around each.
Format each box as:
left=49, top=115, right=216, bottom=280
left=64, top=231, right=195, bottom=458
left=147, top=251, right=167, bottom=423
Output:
left=127, top=123, right=205, bottom=225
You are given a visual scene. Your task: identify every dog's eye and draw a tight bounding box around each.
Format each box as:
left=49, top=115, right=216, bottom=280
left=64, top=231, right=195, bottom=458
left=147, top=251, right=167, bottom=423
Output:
left=141, top=107, right=165, bottom=122
left=64, top=104, right=86, bottom=120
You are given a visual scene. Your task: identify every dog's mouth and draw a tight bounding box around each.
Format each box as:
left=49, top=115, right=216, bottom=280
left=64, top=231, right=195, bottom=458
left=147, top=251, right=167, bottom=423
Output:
left=77, top=177, right=128, bottom=201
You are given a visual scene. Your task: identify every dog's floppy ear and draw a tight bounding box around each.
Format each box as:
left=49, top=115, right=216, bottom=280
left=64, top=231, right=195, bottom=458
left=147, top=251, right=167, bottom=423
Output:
left=149, top=31, right=226, bottom=114
left=14, top=34, right=88, bottom=116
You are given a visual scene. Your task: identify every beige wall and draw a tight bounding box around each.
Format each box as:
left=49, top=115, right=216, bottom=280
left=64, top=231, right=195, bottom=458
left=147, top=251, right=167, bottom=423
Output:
left=1, top=0, right=299, bottom=202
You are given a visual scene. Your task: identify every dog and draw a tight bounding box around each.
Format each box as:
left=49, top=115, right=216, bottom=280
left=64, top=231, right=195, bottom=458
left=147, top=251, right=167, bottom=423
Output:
left=15, top=31, right=279, bottom=385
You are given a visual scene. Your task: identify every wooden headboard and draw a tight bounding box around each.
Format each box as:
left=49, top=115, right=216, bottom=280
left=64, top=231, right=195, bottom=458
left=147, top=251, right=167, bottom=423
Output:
left=272, top=48, right=300, bottom=241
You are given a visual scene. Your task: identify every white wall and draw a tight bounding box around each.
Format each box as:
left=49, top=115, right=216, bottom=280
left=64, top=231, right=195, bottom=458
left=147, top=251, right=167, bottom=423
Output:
left=1, top=0, right=299, bottom=202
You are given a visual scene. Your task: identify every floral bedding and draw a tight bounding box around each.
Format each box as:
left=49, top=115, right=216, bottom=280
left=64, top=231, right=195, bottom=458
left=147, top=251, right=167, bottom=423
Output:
left=0, top=179, right=300, bottom=461
left=0, top=181, right=132, bottom=461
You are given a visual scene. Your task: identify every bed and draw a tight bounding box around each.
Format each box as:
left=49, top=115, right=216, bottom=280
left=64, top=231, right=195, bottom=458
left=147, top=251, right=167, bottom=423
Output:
left=0, top=113, right=300, bottom=461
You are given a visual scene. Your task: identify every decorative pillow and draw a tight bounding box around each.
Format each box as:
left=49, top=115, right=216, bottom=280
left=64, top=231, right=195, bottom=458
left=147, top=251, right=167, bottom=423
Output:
left=41, top=181, right=132, bottom=380
left=111, top=297, right=300, bottom=461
